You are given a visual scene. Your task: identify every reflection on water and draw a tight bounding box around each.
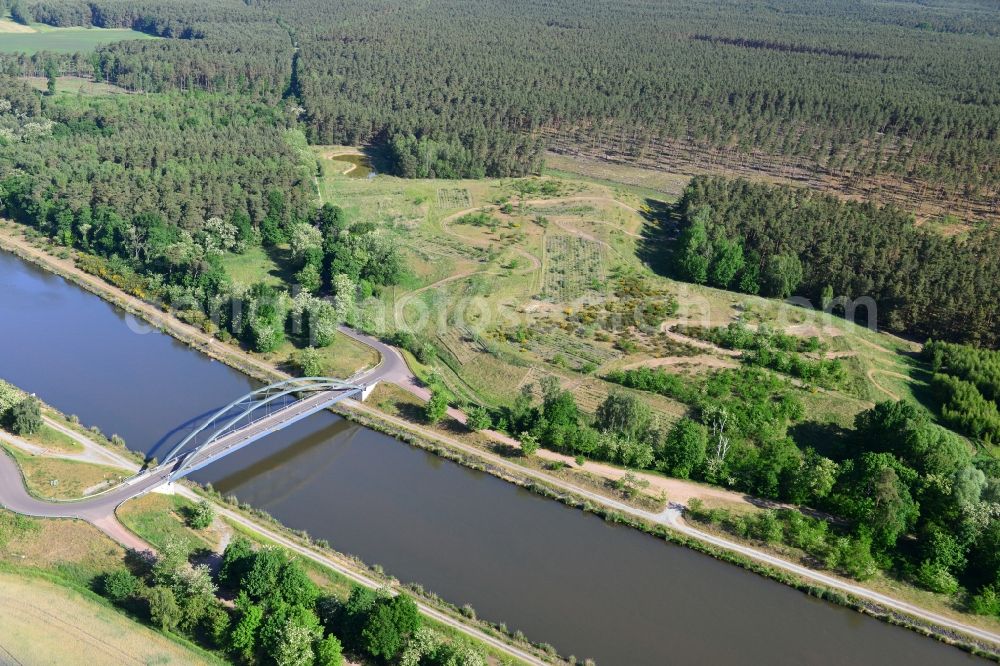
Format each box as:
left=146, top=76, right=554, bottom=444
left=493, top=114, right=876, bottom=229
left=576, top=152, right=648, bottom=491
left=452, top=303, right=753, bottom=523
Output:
left=0, top=249, right=983, bottom=666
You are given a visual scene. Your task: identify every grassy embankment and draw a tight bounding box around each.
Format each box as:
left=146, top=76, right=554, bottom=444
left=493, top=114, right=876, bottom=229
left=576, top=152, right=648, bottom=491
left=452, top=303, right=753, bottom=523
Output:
left=1, top=444, right=126, bottom=500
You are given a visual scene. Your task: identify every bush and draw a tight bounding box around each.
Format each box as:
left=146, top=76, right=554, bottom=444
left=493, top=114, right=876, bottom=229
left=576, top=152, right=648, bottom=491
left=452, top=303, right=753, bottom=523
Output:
left=361, top=594, right=421, bottom=660
left=292, top=347, right=326, bottom=377
left=147, top=586, right=182, bottom=632
left=185, top=500, right=216, bottom=530
left=9, top=396, right=42, bottom=435
left=520, top=433, right=539, bottom=457
left=750, top=511, right=784, bottom=544
left=424, top=388, right=449, bottom=424
left=466, top=406, right=492, bottom=431
left=970, top=584, right=1000, bottom=616
left=915, top=560, right=960, bottom=595
left=102, top=568, right=140, bottom=604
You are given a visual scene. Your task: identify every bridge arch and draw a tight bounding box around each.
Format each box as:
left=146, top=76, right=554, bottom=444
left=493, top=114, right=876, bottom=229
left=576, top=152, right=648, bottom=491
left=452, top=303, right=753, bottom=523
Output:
left=162, top=377, right=363, bottom=481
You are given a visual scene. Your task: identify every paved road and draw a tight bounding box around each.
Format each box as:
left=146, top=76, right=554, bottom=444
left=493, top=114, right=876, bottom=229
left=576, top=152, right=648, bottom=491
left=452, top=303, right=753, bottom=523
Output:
left=0, top=389, right=355, bottom=550
left=0, top=448, right=163, bottom=551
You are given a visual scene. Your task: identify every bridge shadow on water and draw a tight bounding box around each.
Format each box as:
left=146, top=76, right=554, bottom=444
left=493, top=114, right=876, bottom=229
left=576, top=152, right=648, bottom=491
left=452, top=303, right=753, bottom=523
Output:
left=145, top=396, right=298, bottom=463
left=192, top=416, right=361, bottom=505
left=146, top=405, right=228, bottom=462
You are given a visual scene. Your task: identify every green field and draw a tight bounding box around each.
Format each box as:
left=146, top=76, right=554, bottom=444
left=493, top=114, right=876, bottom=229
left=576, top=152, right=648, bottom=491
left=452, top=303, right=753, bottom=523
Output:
left=0, top=19, right=157, bottom=54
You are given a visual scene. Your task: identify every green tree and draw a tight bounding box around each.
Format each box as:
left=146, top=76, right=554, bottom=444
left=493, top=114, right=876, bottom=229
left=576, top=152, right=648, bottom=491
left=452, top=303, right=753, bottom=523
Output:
left=151, top=536, right=188, bottom=586
left=519, top=432, right=540, bottom=457
left=594, top=392, right=652, bottom=441
left=293, top=347, right=326, bottom=377
left=708, top=237, right=744, bottom=288
left=425, top=388, right=449, bottom=424
left=147, top=586, right=182, bottom=632
left=44, top=60, right=57, bottom=96
left=202, top=603, right=232, bottom=648
left=833, top=453, right=918, bottom=551
left=676, top=210, right=711, bottom=284
left=296, top=262, right=323, bottom=294
left=275, top=560, right=320, bottom=608
left=657, top=418, right=707, bottom=479
left=9, top=395, right=42, bottom=435
left=788, top=448, right=838, bottom=504
left=274, top=619, right=317, bottom=666
left=761, top=253, right=803, bottom=298
left=219, top=537, right=255, bottom=589
left=361, top=595, right=421, bottom=660
left=102, top=568, right=140, bottom=604
left=289, top=223, right=323, bottom=263
left=332, top=273, right=357, bottom=322
left=244, top=547, right=288, bottom=601
left=315, top=634, right=344, bottom=666
left=466, top=405, right=492, bottom=431
left=820, top=284, right=834, bottom=311
left=229, top=595, right=265, bottom=660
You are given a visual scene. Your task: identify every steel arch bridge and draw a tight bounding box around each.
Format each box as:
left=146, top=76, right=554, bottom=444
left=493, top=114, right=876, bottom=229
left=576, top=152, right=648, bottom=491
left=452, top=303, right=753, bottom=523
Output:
left=160, top=377, right=364, bottom=482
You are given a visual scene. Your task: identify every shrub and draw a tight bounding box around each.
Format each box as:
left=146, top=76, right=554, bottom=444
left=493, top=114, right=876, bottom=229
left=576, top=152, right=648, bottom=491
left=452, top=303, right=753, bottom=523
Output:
left=185, top=500, right=216, bottom=530
left=915, top=560, right=960, bottom=595
left=9, top=396, right=42, bottom=435
left=466, top=406, right=492, bottom=431
left=147, top=586, right=182, bottom=631
left=424, top=388, right=449, bottom=424
left=293, top=347, right=326, bottom=377
left=520, top=433, right=540, bottom=457
left=102, top=568, right=140, bottom=604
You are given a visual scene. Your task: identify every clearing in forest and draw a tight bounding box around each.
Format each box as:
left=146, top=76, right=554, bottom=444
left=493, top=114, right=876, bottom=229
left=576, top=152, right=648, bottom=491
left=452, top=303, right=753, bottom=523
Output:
left=0, top=22, right=157, bottom=54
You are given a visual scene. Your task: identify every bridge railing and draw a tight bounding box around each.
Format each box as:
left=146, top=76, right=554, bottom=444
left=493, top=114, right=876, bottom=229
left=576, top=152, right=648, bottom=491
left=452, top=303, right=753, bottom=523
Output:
left=161, top=377, right=363, bottom=467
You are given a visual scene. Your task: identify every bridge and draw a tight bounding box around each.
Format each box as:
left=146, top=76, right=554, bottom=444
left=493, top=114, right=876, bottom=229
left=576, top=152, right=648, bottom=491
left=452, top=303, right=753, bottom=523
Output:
left=158, top=376, right=364, bottom=482
left=0, top=377, right=366, bottom=530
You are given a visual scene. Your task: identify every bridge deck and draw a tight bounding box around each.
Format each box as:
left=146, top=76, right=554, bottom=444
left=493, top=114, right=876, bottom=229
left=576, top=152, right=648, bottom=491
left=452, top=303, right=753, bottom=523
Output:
left=168, top=389, right=352, bottom=480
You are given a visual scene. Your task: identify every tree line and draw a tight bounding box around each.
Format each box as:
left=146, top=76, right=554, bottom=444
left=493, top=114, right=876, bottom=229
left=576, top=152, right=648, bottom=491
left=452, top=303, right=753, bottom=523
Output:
left=0, top=77, right=403, bottom=356
left=671, top=176, right=1000, bottom=347
left=99, top=533, right=487, bottom=665
left=925, top=341, right=1000, bottom=446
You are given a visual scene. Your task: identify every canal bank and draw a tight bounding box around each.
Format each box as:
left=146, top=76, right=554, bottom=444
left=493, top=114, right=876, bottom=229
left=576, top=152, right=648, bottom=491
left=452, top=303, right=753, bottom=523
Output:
left=0, top=235, right=993, bottom=665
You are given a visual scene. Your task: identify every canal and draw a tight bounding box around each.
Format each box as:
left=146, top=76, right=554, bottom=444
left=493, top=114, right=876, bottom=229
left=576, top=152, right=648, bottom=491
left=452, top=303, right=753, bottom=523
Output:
left=0, top=249, right=980, bottom=665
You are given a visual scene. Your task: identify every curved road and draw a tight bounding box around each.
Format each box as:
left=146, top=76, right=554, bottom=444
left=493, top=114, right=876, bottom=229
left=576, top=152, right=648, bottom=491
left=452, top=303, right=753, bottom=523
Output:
left=0, top=448, right=162, bottom=551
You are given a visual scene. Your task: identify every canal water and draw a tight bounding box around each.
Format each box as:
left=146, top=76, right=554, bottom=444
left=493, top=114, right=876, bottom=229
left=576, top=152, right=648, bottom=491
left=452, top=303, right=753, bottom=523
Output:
left=0, top=249, right=981, bottom=665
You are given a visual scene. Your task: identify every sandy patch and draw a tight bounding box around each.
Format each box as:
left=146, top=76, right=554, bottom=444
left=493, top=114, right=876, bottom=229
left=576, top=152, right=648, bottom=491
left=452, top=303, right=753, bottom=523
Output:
left=659, top=322, right=743, bottom=357
left=317, top=147, right=364, bottom=160
left=0, top=19, right=36, bottom=33
left=623, top=354, right=738, bottom=372
left=785, top=323, right=843, bottom=338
